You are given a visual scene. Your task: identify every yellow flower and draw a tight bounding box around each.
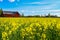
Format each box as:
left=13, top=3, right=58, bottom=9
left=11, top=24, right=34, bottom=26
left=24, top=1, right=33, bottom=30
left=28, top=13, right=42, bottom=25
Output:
left=25, top=27, right=32, bottom=32
left=42, top=33, right=46, bottom=39
left=2, top=32, right=7, bottom=38
left=57, top=24, right=60, bottom=29
left=12, top=22, right=17, bottom=27
left=5, top=27, right=9, bottom=31
left=9, top=30, right=12, bottom=35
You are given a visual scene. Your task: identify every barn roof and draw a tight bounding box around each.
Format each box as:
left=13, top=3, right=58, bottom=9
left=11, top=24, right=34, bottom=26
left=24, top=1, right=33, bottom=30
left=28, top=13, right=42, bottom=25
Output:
left=3, top=11, right=19, bottom=14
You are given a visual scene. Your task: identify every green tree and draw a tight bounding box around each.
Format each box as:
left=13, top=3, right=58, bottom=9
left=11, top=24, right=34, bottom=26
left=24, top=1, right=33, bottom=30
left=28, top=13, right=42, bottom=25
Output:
left=48, top=13, right=50, bottom=17
left=22, top=13, right=24, bottom=17
left=0, top=9, right=3, bottom=17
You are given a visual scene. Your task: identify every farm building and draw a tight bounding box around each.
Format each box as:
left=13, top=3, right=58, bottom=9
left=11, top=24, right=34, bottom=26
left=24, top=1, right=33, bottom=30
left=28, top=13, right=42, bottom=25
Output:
left=2, top=11, right=20, bottom=17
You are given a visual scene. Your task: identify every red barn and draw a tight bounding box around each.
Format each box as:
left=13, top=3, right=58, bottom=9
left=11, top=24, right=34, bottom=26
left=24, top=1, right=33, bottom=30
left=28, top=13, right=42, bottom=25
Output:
left=2, top=11, right=20, bottom=17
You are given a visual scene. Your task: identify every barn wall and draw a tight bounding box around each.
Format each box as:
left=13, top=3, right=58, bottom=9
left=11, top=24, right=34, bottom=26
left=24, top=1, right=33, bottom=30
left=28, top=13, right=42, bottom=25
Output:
left=2, top=12, right=20, bottom=17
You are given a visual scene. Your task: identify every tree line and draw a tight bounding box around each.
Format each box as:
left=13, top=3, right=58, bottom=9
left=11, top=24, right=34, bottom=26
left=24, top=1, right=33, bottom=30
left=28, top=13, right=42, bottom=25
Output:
left=21, top=13, right=58, bottom=18
left=0, top=9, right=3, bottom=17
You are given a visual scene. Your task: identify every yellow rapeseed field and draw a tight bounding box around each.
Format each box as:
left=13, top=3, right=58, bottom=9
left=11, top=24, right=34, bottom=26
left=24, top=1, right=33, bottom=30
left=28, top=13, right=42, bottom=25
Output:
left=0, top=18, right=60, bottom=40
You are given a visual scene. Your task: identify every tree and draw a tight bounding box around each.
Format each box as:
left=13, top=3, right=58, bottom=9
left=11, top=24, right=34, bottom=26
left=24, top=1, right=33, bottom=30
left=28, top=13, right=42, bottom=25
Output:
left=22, top=13, right=24, bottom=17
left=48, top=13, right=50, bottom=17
left=0, top=9, right=3, bottom=17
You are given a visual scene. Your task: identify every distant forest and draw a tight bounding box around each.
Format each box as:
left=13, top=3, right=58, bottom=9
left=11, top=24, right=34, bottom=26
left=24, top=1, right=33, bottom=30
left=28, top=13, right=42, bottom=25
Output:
left=21, top=13, right=58, bottom=18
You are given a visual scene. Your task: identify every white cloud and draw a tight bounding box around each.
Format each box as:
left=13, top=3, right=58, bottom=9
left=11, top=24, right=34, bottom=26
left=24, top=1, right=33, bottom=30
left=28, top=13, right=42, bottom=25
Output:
left=24, top=2, right=49, bottom=5
left=38, top=10, right=60, bottom=16
left=21, top=10, right=25, bottom=12
left=0, top=0, right=3, bottom=2
left=31, top=11, right=35, bottom=13
left=20, top=9, right=60, bottom=16
left=8, top=0, right=15, bottom=2
left=39, top=10, right=60, bottom=13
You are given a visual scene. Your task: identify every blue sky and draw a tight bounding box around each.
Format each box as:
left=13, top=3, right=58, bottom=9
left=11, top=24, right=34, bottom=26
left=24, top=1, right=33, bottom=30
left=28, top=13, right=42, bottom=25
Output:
left=0, top=0, right=60, bottom=16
